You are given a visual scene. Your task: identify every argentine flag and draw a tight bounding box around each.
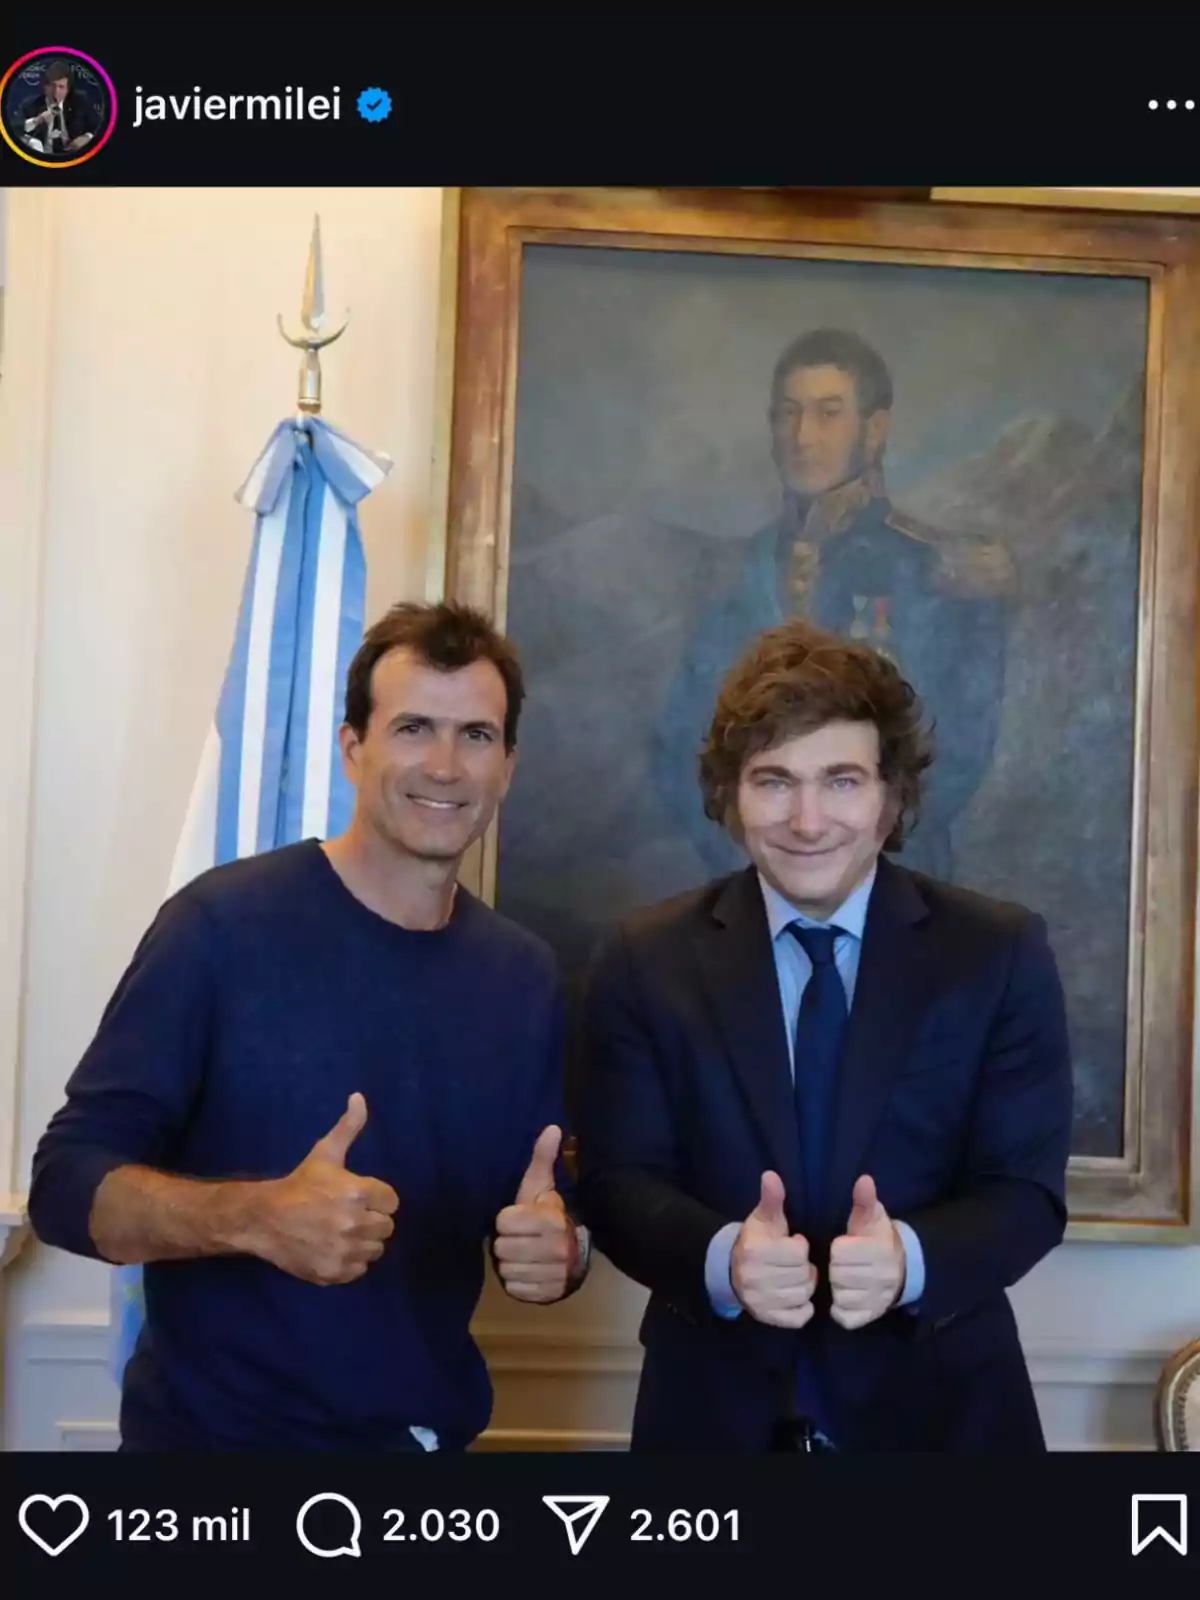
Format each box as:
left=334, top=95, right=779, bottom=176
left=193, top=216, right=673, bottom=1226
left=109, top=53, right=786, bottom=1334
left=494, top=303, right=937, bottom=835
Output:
left=110, top=414, right=391, bottom=1384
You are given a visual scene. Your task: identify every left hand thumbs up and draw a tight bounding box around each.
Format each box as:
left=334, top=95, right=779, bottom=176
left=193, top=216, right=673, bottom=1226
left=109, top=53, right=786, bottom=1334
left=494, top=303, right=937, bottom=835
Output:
left=829, top=1174, right=906, bottom=1331
left=493, top=1125, right=577, bottom=1304
left=846, top=1174, right=891, bottom=1241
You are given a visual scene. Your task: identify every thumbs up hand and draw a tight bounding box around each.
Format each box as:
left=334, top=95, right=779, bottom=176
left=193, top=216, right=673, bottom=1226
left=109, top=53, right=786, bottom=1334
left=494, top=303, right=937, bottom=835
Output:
left=248, top=1093, right=400, bottom=1287
left=828, top=1175, right=906, bottom=1330
left=730, top=1172, right=817, bottom=1328
left=493, top=1125, right=580, bottom=1304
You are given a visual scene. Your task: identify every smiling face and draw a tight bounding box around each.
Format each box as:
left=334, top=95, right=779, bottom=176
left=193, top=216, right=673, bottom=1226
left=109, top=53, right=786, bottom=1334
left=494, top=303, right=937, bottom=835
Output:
left=734, top=718, right=896, bottom=919
left=338, top=646, right=516, bottom=864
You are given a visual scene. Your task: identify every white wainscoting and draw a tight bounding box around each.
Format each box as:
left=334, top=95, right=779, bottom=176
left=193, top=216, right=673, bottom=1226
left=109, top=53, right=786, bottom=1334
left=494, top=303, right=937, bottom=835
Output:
left=3, top=1312, right=1169, bottom=1452
left=7, top=1313, right=121, bottom=1452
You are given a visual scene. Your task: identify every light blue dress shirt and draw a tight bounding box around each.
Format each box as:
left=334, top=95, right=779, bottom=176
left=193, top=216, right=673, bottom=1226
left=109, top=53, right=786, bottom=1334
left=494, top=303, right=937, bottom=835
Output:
left=703, top=863, right=925, bottom=1316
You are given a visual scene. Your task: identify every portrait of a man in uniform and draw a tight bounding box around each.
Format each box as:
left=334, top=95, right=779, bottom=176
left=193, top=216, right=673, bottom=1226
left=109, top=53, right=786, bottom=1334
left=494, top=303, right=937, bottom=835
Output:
left=655, top=328, right=1015, bottom=883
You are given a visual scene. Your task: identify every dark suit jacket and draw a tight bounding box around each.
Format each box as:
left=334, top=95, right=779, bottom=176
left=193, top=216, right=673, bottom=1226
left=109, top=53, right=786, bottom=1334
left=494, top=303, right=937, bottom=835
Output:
left=576, top=855, right=1073, bottom=1452
left=15, top=90, right=99, bottom=154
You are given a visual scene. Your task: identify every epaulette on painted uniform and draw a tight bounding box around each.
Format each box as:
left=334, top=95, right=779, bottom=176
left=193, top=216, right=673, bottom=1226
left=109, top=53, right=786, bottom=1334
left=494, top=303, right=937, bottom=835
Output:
left=884, top=507, right=1017, bottom=600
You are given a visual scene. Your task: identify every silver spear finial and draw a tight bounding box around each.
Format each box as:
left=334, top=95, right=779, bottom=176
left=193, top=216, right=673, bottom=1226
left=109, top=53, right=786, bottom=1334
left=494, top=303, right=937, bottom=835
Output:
left=276, top=213, right=350, bottom=415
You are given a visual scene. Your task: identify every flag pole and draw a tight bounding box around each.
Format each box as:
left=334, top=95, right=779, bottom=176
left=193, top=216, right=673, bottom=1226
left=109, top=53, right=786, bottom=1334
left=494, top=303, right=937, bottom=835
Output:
left=109, top=214, right=390, bottom=1393
left=277, top=213, right=351, bottom=421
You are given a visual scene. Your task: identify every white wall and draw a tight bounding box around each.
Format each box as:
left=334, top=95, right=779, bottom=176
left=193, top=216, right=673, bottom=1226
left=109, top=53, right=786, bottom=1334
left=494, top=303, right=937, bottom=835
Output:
left=1, top=186, right=1197, bottom=1452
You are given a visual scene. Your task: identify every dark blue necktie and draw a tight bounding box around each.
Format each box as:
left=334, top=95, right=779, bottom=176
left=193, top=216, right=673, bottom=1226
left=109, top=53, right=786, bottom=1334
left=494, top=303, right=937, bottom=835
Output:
left=785, top=921, right=849, bottom=1443
left=787, top=923, right=848, bottom=1214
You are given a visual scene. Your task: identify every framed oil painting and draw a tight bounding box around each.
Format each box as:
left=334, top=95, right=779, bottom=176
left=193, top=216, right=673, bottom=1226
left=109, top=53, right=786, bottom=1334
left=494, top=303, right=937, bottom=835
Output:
left=429, top=187, right=1200, bottom=1241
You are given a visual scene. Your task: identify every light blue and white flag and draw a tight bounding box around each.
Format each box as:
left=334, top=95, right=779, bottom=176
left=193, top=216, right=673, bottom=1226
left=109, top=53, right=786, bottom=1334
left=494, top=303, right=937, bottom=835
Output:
left=110, top=414, right=391, bottom=1385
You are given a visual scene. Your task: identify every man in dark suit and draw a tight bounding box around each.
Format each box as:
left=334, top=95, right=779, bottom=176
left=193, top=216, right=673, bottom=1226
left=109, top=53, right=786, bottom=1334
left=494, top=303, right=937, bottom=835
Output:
left=14, top=59, right=101, bottom=158
left=579, top=619, right=1072, bottom=1452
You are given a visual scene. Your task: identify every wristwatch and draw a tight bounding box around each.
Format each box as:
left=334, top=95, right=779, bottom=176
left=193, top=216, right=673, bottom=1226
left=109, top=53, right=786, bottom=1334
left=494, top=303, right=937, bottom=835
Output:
left=570, top=1222, right=592, bottom=1284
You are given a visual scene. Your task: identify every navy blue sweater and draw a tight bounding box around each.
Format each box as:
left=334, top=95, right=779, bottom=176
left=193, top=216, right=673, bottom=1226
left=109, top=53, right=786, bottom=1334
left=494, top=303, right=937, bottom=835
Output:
left=28, top=840, right=566, bottom=1450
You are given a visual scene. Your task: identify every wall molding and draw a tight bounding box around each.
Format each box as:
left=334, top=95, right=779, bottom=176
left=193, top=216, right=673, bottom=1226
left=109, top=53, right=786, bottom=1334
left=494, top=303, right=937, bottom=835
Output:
left=19, top=1308, right=110, bottom=1363
left=1023, top=1341, right=1168, bottom=1390
left=475, top=1321, right=1175, bottom=1390
left=0, top=1197, right=28, bottom=1271
left=58, top=1420, right=121, bottom=1451
left=6, top=1312, right=1171, bottom=1451
left=16, top=1311, right=1178, bottom=1388
left=473, top=1322, right=643, bottom=1376
left=473, top=1428, right=629, bottom=1452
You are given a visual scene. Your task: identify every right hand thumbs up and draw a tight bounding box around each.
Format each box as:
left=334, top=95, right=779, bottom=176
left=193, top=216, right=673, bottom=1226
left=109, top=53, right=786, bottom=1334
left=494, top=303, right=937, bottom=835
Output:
left=250, top=1092, right=400, bottom=1287
left=730, top=1171, right=817, bottom=1329
left=748, top=1170, right=789, bottom=1237
left=310, top=1091, right=369, bottom=1167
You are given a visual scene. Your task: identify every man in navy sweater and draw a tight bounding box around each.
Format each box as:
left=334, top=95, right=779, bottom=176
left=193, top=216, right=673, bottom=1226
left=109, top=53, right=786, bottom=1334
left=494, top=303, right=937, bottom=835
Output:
left=29, top=600, right=589, bottom=1451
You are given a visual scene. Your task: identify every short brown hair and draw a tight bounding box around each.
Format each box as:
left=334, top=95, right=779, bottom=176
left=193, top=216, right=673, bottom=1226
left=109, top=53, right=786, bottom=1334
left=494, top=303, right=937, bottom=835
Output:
left=699, top=620, right=933, bottom=851
left=770, top=328, right=894, bottom=419
left=344, top=600, right=525, bottom=750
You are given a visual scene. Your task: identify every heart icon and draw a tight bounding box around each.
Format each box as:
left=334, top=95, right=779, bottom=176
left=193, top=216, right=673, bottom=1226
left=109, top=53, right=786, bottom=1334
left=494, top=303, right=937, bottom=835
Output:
left=18, top=1493, right=90, bottom=1557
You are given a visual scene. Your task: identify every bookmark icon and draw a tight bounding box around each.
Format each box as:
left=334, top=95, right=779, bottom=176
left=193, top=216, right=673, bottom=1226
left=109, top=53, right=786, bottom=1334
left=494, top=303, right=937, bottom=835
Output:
left=1131, top=1494, right=1188, bottom=1556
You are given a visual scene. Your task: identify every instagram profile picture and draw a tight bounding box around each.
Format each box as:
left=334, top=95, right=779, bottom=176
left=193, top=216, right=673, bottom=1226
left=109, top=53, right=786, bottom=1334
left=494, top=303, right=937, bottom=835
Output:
left=1, top=47, right=117, bottom=168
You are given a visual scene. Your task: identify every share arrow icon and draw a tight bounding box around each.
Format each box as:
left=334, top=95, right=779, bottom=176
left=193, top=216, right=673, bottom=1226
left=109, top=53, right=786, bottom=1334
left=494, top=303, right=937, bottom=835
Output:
left=542, top=1495, right=611, bottom=1555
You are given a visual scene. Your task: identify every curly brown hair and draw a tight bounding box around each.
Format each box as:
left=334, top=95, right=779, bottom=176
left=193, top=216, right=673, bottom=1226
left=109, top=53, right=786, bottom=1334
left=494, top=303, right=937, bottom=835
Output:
left=698, top=620, right=934, bottom=851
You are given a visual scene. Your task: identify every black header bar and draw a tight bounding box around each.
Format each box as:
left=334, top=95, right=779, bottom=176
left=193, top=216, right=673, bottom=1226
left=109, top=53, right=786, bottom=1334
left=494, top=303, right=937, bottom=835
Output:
left=1, top=16, right=1199, bottom=186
